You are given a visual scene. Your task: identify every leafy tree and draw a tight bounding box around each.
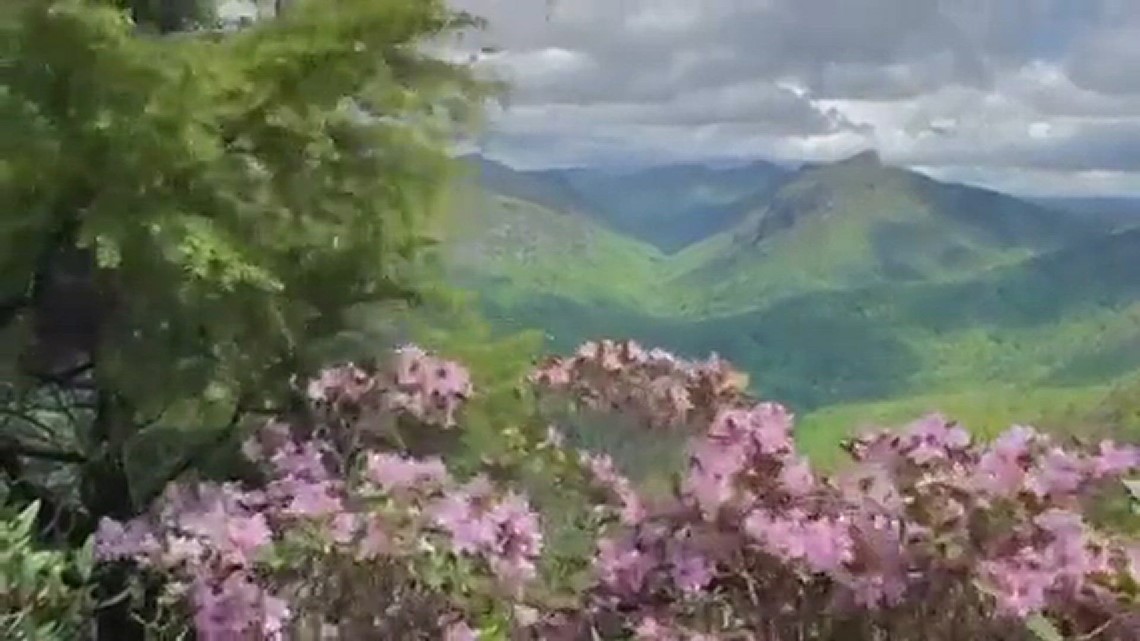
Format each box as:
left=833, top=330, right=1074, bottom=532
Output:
left=0, top=0, right=495, bottom=636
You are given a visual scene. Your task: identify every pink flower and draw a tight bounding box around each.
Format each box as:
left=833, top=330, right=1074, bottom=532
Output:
left=800, top=518, right=854, bottom=573
left=596, top=537, right=654, bottom=598
left=634, top=617, right=679, bottom=640
left=191, top=572, right=290, bottom=641
left=365, top=452, right=449, bottom=492
left=973, top=428, right=1039, bottom=497
left=431, top=493, right=497, bottom=554
left=356, top=516, right=392, bottom=560
left=744, top=510, right=852, bottom=574
left=1026, top=448, right=1089, bottom=498
left=980, top=555, right=1053, bottom=618
left=269, top=441, right=330, bottom=482
left=279, top=480, right=343, bottom=518
left=684, top=439, right=748, bottom=516
left=579, top=450, right=645, bottom=524
left=224, top=513, right=273, bottom=561
left=306, top=363, right=373, bottom=404
left=1091, top=440, right=1140, bottom=477
left=443, top=620, right=479, bottom=641
left=778, top=456, right=815, bottom=495
left=902, top=414, right=971, bottom=465
left=93, top=517, right=160, bottom=564
left=668, top=547, right=714, bottom=593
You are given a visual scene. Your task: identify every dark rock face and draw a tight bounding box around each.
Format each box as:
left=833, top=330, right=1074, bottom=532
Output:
left=750, top=183, right=835, bottom=244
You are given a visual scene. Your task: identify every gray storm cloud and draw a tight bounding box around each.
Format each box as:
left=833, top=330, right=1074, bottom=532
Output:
left=449, top=0, right=1140, bottom=194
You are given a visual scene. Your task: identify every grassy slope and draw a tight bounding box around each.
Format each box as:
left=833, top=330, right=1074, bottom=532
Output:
left=795, top=384, right=1113, bottom=468
left=473, top=227, right=1140, bottom=417
left=443, top=159, right=1140, bottom=460
left=452, top=154, right=1109, bottom=320
left=445, top=187, right=669, bottom=310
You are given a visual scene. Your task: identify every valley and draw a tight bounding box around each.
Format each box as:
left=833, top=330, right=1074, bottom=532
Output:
left=443, top=151, right=1140, bottom=447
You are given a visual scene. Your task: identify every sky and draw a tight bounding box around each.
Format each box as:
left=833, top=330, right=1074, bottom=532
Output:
left=445, top=0, right=1140, bottom=197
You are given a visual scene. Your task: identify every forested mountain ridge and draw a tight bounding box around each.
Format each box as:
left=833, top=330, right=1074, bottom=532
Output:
left=444, top=151, right=1140, bottom=414
left=457, top=154, right=791, bottom=252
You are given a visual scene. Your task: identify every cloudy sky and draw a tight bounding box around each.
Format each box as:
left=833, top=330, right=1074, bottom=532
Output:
left=446, top=0, right=1140, bottom=196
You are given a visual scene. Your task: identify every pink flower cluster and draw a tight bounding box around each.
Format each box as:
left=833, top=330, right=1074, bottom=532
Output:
left=430, top=475, right=544, bottom=589
left=530, top=339, right=749, bottom=429
left=94, top=482, right=288, bottom=640
left=92, top=339, right=1140, bottom=640
left=307, top=344, right=473, bottom=428
left=93, top=346, right=543, bottom=638
left=529, top=341, right=1140, bottom=640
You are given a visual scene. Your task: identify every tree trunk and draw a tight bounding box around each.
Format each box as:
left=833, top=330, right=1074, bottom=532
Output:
left=87, top=394, right=148, bottom=641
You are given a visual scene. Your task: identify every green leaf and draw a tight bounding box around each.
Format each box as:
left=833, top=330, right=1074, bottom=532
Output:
left=1026, top=614, right=1065, bottom=641
left=1124, top=478, right=1140, bottom=501
left=14, top=501, right=40, bottom=537
left=74, top=537, right=95, bottom=579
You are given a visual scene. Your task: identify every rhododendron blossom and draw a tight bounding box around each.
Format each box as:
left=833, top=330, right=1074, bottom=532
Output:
left=91, top=340, right=1140, bottom=640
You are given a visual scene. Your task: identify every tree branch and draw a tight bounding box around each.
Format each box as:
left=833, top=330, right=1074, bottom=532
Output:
left=0, top=438, right=86, bottom=464
left=0, top=406, right=66, bottom=442
left=34, top=361, right=95, bottom=388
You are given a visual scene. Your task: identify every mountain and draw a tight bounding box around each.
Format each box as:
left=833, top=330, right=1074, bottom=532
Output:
left=443, top=176, right=667, bottom=310
left=458, top=154, right=791, bottom=253
left=456, top=154, right=593, bottom=217
left=668, top=151, right=1106, bottom=314
left=443, top=150, right=1139, bottom=421
left=540, top=159, right=790, bottom=252
left=477, top=227, right=1140, bottom=411
left=1030, top=196, right=1140, bottom=230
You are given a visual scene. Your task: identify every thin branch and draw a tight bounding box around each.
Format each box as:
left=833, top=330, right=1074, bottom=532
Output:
left=0, top=439, right=87, bottom=464
left=0, top=406, right=63, bottom=442
left=34, top=361, right=95, bottom=388
left=1078, top=615, right=1123, bottom=640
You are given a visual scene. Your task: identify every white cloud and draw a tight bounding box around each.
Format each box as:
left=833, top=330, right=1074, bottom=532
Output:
left=449, top=0, right=1140, bottom=195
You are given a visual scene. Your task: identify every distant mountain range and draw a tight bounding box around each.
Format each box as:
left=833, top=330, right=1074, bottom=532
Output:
left=458, top=154, right=789, bottom=252
left=441, top=151, right=1140, bottom=422
left=1030, top=196, right=1140, bottom=229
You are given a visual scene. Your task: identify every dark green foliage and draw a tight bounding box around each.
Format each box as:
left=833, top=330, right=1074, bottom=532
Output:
left=1, top=1, right=493, bottom=636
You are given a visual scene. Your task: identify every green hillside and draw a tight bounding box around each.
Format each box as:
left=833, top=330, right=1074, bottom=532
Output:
left=444, top=185, right=668, bottom=310
left=476, top=274, right=1140, bottom=412
left=458, top=155, right=594, bottom=218
left=669, top=151, right=1104, bottom=315
left=1032, top=196, right=1140, bottom=230
left=795, top=384, right=1113, bottom=467
left=442, top=152, right=1140, bottom=438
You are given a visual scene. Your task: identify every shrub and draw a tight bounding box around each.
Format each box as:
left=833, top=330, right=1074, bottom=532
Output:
left=94, top=339, right=1140, bottom=639
left=0, top=498, right=95, bottom=640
